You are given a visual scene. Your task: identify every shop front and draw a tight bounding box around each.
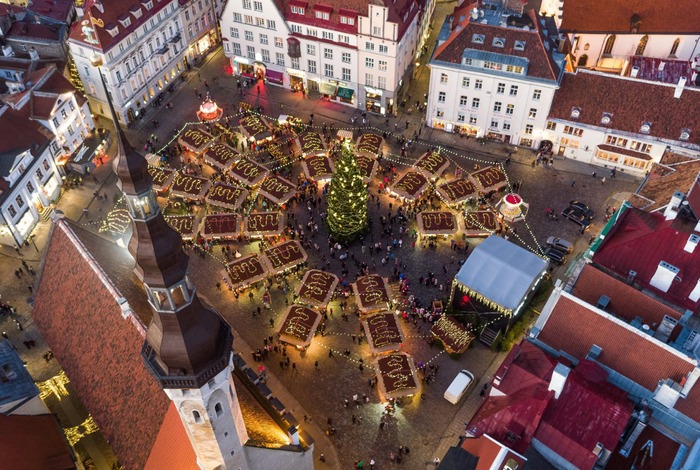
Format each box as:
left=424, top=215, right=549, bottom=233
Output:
left=265, top=69, right=284, bottom=86
left=288, top=70, right=305, bottom=93
left=320, top=82, right=338, bottom=100
left=365, top=86, right=383, bottom=114
left=455, top=124, right=478, bottom=136
left=15, top=208, right=37, bottom=241
left=337, top=86, right=355, bottom=105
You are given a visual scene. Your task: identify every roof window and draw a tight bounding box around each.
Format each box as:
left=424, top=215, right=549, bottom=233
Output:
left=570, top=107, right=581, bottom=119
left=514, top=40, right=526, bottom=51
left=131, top=7, right=142, bottom=19
left=106, top=24, right=119, bottom=37
left=680, top=129, right=691, bottom=141
left=601, top=113, right=612, bottom=125
left=492, top=37, right=505, bottom=48
left=119, top=16, right=131, bottom=28
left=141, top=0, right=153, bottom=9
left=472, top=34, right=484, bottom=44
left=640, top=121, right=652, bottom=134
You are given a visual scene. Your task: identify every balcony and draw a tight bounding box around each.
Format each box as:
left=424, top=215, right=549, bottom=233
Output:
left=168, top=32, right=182, bottom=44
left=155, top=43, right=170, bottom=56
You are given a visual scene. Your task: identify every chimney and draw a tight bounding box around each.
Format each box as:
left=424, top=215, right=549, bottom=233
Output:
left=627, top=270, right=637, bottom=284
left=649, top=261, right=680, bottom=293
left=653, top=378, right=682, bottom=408
left=674, top=77, right=687, bottom=99
left=663, top=191, right=685, bottom=220
left=620, top=407, right=651, bottom=457
left=548, top=363, right=570, bottom=399
left=631, top=66, right=639, bottom=78
left=587, top=344, right=602, bottom=360
left=28, top=47, right=39, bottom=61
left=596, top=295, right=610, bottom=311
left=2, top=44, right=14, bottom=57
left=685, top=234, right=700, bottom=254
left=681, top=368, right=700, bottom=397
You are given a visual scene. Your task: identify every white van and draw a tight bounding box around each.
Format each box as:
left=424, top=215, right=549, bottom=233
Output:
left=444, top=370, right=475, bottom=404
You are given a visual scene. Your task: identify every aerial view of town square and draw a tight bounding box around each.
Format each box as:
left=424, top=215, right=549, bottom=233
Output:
left=0, top=0, right=699, bottom=468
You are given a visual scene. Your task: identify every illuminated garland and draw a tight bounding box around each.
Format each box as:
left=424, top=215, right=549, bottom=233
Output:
left=64, top=415, right=99, bottom=446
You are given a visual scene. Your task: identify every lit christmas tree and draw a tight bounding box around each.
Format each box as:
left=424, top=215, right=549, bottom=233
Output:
left=326, top=144, right=368, bottom=241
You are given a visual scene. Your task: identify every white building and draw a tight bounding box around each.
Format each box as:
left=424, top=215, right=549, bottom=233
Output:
left=543, top=70, right=700, bottom=175
left=68, top=0, right=188, bottom=124
left=179, top=0, right=222, bottom=63
left=427, top=2, right=565, bottom=148
left=547, top=0, right=700, bottom=73
left=220, top=0, right=434, bottom=114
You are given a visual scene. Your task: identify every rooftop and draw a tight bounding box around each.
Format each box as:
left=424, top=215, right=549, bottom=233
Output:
left=0, top=339, right=39, bottom=408
left=26, top=0, right=74, bottom=23
left=548, top=71, right=700, bottom=147
left=0, top=414, right=77, bottom=469
left=7, top=21, right=63, bottom=41
left=629, top=153, right=700, bottom=212
left=559, top=0, right=700, bottom=34
left=626, top=56, right=697, bottom=87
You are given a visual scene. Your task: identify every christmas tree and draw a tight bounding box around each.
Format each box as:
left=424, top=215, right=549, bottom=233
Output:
left=326, top=144, right=368, bottom=241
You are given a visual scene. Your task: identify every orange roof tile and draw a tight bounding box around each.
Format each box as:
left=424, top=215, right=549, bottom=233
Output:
left=144, top=402, right=198, bottom=470
left=629, top=156, right=700, bottom=212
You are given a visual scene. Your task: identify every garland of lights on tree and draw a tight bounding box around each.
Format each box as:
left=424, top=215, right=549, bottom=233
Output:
left=326, top=144, right=368, bottom=241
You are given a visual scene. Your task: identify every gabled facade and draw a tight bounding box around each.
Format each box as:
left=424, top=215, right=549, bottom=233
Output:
left=427, top=2, right=565, bottom=148
left=543, top=70, right=700, bottom=175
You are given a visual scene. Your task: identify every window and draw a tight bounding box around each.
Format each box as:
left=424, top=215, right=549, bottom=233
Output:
left=606, top=136, right=628, bottom=147
left=245, top=30, right=253, bottom=41
left=247, top=45, right=255, bottom=59
left=524, top=124, right=533, bottom=135
left=291, top=24, right=302, bottom=33
left=378, top=76, right=386, bottom=89
left=26, top=182, right=34, bottom=193
left=472, top=34, right=484, bottom=44
left=342, top=52, right=351, bottom=63
left=365, top=58, right=374, bottom=68
left=68, top=125, right=74, bottom=136
left=35, top=168, right=44, bottom=180
left=503, top=122, right=511, bottom=131
left=261, top=49, right=270, bottom=62
left=459, top=95, right=468, bottom=106
left=267, top=20, right=276, bottom=29
left=256, top=17, right=265, bottom=27
left=469, top=115, right=478, bottom=124
left=276, top=52, right=285, bottom=66
left=7, top=205, right=16, bottom=218
left=475, top=79, right=482, bottom=89
left=484, top=61, right=502, bottom=70
left=463, top=58, right=472, bottom=66
left=514, top=40, right=526, bottom=51
left=379, top=44, right=388, bottom=54
left=505, top=65, right=523, bottom=74
left=52, top=117, right=59, bottom=127
left=243, top=0, right=251, bottom=8
left=290, top=5, right=304, bottom=14
left=322, top=31, right=333, bottom=40
left=306, top=28, right=317, bottom=37
left=291, top=57, right=300, bottom=69
left=438, top=91, right=446, bottom=103
left=215, top=403, right=223, bottom=417
left=492, top=37, right=505, bottom=48
left=670, top=38, right=680, bottom=56
left=436, top=108, right=444, bottom=118
left=378, top=60, right=387, bottom=71
left=461, top=77, right=470, bottom=88
left=509, top=85, right=518, bottom=96
left=493, top=102, right=502, bottom=112
left=564, top=125, right=583, bottom=137
left=440, top=73, right=448, bottom=84
left=528, top=108, right=537, bottom=119
left=373, top=26, right=381, bottom=36
left=603, top=34, right=616, bottom=55
left=635, top=35, right=648, bottom=56
left=232, top=43, right=241, bottom=55
left=471, top=98, right=480, bottom=109
left=15, top=196, right=24, bottom=208
left=307, top=44, right=315, bottom=55
left=193, top=411, right=202, bottom=423
left=342, top=67, right=351, bottom=81
left=577, top=54, right=588, bottom=67
left=457, top=112, right=465, bottom=122
left=253, top=1, right=262, bottom=11
left=308, top=60, right=317, bottom=73
left=229, top=27, right=239, bottom=38
left=244, top=15, right=253, bottom=24
left=533, top=89, right=542, bottom=100
left=275, top=37, right=283, bottom=48
left=506, top=104, right=514, bottom=115
left=365, top=73, right=373, bottom=86
left=365, top=42, right=375, bottom=51
left=260, top=34, right=268, bottom=45
left=496, top=83, right=505, bottom=94
left=324, top=48, right=332, bottom=59
left=489, top=119, right=499, bottom=129
left=325, top=64, right=334, bottom=77
left=630, top=141, right=651, bottom=153
left=546, top=121, right=556, bottom=131
left=338, top=34, right=350, bottom=43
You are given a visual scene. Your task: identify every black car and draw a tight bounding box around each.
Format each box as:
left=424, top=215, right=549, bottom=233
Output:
left=543, top=247, right=568, bottom=265
left=562, top=207, right=593, bottom=228
left=568, top=200, right=595, bottom=219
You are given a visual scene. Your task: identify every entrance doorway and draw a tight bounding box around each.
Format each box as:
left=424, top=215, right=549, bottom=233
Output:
left=127, top=107, right=136, bottom=124
left=307, top=80, right=319, bottom=92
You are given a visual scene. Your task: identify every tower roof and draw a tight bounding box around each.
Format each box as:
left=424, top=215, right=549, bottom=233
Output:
left=128, top=215, right=189, bottom=288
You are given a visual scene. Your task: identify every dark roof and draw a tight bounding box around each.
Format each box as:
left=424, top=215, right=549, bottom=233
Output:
left=606, top=425, right=681, bottom=470
left=0, top=414, right=77, bottom=469
left=7, top=21, right=62, bottom=41
left=32, top=219, right=170, bottom=469
left=626, top=57, right=696, bottom=86
left=592, top=208, right=700, bottom=312
left=629, top=153, right=700, bottom=212
left=27, top=0, right=74, bottom=23
left=432, top=7, right=561, bottom=82
left=0, top=105, right=51, bottom=177
left=0, top=339, right=39, bottom=407
left=494, top=340, right=555, bottom=396
left=549, top=71, right=700, bottom=146
left=560, top=0, right=700, bottom=33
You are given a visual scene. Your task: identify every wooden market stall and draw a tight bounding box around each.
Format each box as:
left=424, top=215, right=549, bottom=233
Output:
left=362, top=312, right=404, bottom=355
left=262, top=240, right=307, bottom=275
left=199, top=213, right=240, bottom=240
left=229, top=157, right=269, bottom=186
left=258, top=175, right=297, bottom=205
left=374, top=353, right=420, bottom=401
left=203, top=141, right=239, bottom=171
left=390, top=171, right=429, bottom=200
left=276, top=305, right=322, bottom=349
left=169, top=173, right=211, bottom=200
left=243, top=211, right=284, bottom=238
left=436, top=177, right=479, bottom=206
left=353, top=274, right=393, bottom=314
left=164, top=215, right=199, bottom=240
left=416, top=211, right=459, bottom=237
left=296, top=269, right=339, bottom=308
left=226, top=253, right=269, bottom=290
left=204, top=183, right=248, bottom=211
left=414, top=151, right=450, bottom=179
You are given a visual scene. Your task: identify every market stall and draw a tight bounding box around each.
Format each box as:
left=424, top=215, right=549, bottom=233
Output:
left=296, top=130, right=327, bottom=157
left=243, top=211, right=284, bottom=237
left=148, top=166, right=176, bottom=193
left=296, top=269, right=339, bottom=308
left=469, top=165, right=508, bottom=194
left=226, top=254, right=269, bottom=290
left=276, top=305, right=322, bottom=349
left=203, top=141, right=239, bottom=171
left=353, top=274, right=393, bottom=314
left=169, top=173, right=211, bottom=200
left=259, top=175, right=297, bottom=205
left=414, top=151, right=449, bottom=179
left=463, top=210, right=500, bottom=237
left=354, top=154, right=378, bottom=183
left=229, top=157, right=269, bottom=186
left=238, top=114, right=273, bottom=142
left=390, top=171, right=429, bottom=200
left=374, top=353, right=420, bottom=401
left=262, top=240, right=307, bottom=275
left=430, top=316, right=474, bottom=355
left=302, top=154, right=335, bottom=182
left=164, top=215, right=199, bottom=240
left=416, top=211, right=458, bottom=237
left=362, top=312, right=404, bottom=355
left=436, top=177, right=479, bottom=206
left=178, top=128, right=213, bottom=154
left=200, top=214, right=240, bottom=240
left=205, top=183, right=249, bottom=211
left=355, top=133, right=383, bottom=158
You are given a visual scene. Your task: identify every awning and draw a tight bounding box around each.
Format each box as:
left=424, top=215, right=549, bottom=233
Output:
left=320, top=82, right=337, bottom=95
left=266, top=69, right=284, bottom=84
left=337, top=87, right=354, bottom=100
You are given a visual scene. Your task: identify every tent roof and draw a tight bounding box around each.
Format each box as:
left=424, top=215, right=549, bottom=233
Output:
left=454, top=236, right=547, bottom=311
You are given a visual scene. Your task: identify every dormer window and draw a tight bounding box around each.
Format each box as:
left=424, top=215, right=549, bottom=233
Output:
left=514, top=40, right=526, bottom=51
left=106, top=23, right=119, bottom=37
left=571, top=107, right=581, bottom=119
left=131, top=7, right=143, bottom=19
left=472, top=34, right=484, bottom=44
left=315, top=10, right=329, bottom=20
left=119, top=16, right=131, bottom=28
left=640, top=122, right=652, bottom=134
left=492, top=37, right=505, bottom=48
left=680, top=129, right=691, bottom=141
left=601, top=113, right=612, bottom=125
left=290, top=6, right=305, bottom=14
left=142, top=0, right=153, bottom=9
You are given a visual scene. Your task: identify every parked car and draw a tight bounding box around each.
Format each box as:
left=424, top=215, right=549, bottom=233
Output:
left=546, top=236, right=573, bottom=253
left=568, top=200, right=595, bottom=219
left=543, top=247, right=568, bottom=265
left=562, top=207, right=593, bottom=228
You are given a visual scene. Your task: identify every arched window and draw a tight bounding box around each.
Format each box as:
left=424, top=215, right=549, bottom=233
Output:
left=670, top=38, right=680, bottom=57
left=577, top=55, right=588, bottom=67
left=603, top=35, right=616, bottom=55
left=215, top=402, right=223, bottom=417
left=192, top=410, right=202, bottom=423
left=635, top=35, right=648, bottom=56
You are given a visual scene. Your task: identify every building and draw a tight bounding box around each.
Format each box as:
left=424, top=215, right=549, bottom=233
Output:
left=543, top=70, right=700, bottom=175
left=0, top=4, right=69, bottom=62
left=629, top=151, right=700, bottom=213
left=542, top=0, right=700, bottom=73
left=427, top=1, right=565, bottom=148
left=179, top=0, right=224, bottom=63
left=220, top=0, right=434, bottom=114
left=68, top=0, right=189, bottom=124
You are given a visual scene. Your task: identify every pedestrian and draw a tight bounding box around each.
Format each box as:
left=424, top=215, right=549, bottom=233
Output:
left=319, top=453, right=326, bottom=462
left=194, top=88, right=198, bottom=95
left=405, top=120, right=409, bottom=130
left=257, top=85, right=260, bottom=94
left=269, top=318, right=274, bottom=327
left=571, top=179, right=576, bottom=187
left=292, top=362, right=297, bottom=372
left=434, top=456, right=441, bottom=466
left=204, top=80, right=209, bottom=88
left=1, top=332, right=7, bottom=339
left=591, top=171, right=597, bottom=178
left=315, top=360, right=319, bottom=371
left=601, top=176, right=606, bottom=185
left=370, top=458, right=376, bottom=470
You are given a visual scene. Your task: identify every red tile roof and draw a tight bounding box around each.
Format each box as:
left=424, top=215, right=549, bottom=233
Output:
left=494, top=340, right=555, bottom=396
left=460, top=435, right=526, bottom=470
left=33, top=220, right=170, bottom=469
left=432, top=8, right=561, bottom=81
left=592, top=208, right=700, bottom=312
left=549, top=71, right=700, bottom=146
left=0, top=104, right=51, bottom=158
left=536, top=294, right=695, bottom=392
left=534, top=361, right=633, bottom=470
left=27, top=0, right=74, bottom=22
left=560, top=0, right=700, bottom=34
left=687, top=177, right=700, bottom=219
left=629, top=154, right=700, bottom=212
left=572, top=265, right=683, bottom=328
left=7, top=21, right=62, bottom=41
left=144, top=402, right=198, bottom=470
left=0, top=414, right=77, bottom=470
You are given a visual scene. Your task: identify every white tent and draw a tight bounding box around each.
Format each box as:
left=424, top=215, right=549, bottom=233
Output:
left=453, top=235, right=547, bottom=313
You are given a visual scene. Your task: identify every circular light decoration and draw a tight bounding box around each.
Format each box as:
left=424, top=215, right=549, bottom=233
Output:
left=497, top=193, right=529, bottom=222
left=196, top=94, right=223, bottom=122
